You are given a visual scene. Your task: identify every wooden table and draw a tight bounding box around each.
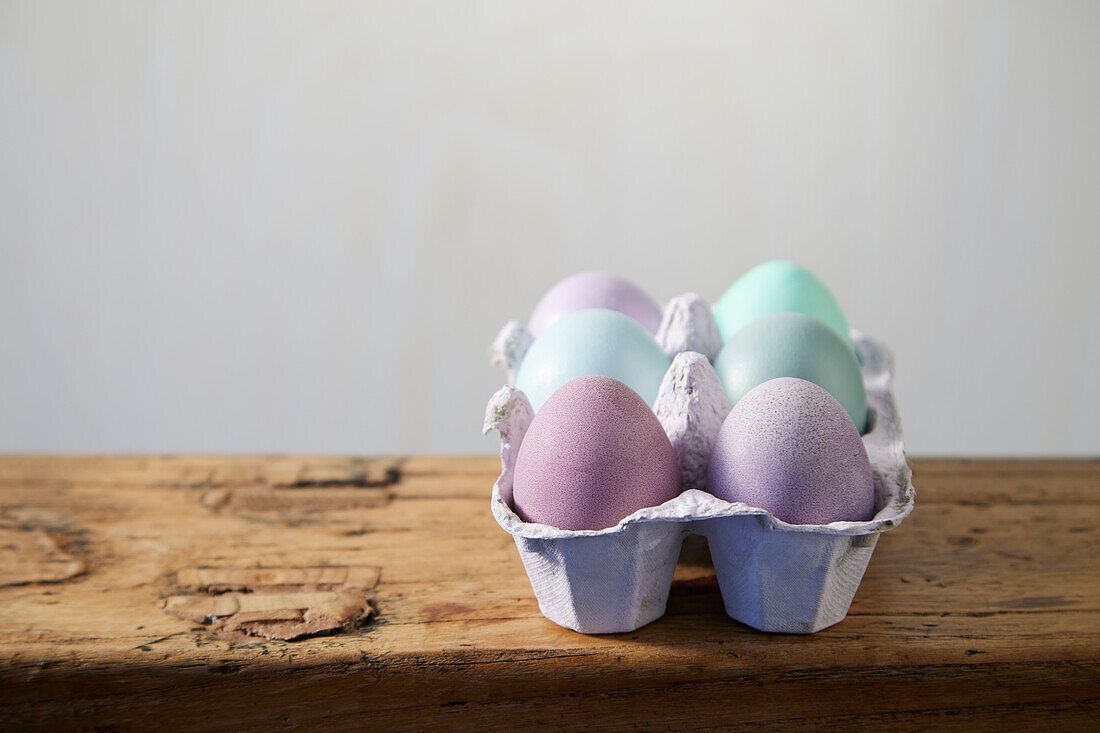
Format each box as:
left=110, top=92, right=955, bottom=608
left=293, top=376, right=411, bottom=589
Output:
left=1, top=456, right=1097, bottom=730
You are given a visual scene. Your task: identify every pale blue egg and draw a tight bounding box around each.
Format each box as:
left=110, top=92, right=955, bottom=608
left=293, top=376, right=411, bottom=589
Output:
left=515, top=309, right=672, bottom=411
left=714, top=311, right=867, bottom=431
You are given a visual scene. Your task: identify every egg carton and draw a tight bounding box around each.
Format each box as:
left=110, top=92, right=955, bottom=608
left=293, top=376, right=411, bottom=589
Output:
left=484, top=300, right=915, bottom=634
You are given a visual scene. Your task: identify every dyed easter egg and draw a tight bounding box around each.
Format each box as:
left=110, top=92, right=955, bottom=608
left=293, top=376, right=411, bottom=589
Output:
left=528, top=271, right=662, bottom=337
left=713, top=260, right=854, bottom=349
left=515, top=308, right=671, bottom=412
left=706, top=377, right=875, bottom=524
left=512, top=375, right=681, bottom=530
left=714, top=312, right=867, bottom=432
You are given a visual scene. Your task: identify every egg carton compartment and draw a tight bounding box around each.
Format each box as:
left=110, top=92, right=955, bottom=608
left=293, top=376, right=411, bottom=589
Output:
left=484, top=316, right=915, bottom=634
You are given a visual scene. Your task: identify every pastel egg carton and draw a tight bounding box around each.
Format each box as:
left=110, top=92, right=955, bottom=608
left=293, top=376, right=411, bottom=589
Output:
left=484, top=296, right=915, bottom=634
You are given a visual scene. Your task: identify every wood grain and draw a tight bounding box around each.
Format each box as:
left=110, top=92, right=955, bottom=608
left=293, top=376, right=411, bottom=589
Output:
left=0, top=456, right=1097, bottom=730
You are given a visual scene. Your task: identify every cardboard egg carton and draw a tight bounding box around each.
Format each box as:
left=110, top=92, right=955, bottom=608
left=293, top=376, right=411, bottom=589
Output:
left=484, top=298, right=915, bottom=634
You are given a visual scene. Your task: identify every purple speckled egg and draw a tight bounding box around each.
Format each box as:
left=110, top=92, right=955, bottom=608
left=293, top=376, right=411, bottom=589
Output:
left=512, top=375, right=681, bottom=530
left=528, top=271, right=662, bottom=337
left=706, top=377, right=874, bottom=524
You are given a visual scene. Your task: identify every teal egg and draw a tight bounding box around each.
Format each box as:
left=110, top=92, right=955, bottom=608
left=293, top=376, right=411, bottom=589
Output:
left=713, top=312, right=867, bottom=431
left=713, top=260, right=854, bottom=349
left=515, top=309, right=672, bottom=411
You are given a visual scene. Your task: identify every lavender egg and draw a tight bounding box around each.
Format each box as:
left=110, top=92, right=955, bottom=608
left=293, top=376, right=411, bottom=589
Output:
left=706, top=377, right=875, bottom=525
left=512, top=375, right=681, bottom=531
left=528, top=271, right=662, bottom=337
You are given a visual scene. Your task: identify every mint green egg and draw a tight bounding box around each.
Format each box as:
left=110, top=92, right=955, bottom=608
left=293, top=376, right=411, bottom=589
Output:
left=515, top=309, right=671, bottom=412
left=714, top=311, right=867, bottom=431
left=713, top=260, right=854, bottom=349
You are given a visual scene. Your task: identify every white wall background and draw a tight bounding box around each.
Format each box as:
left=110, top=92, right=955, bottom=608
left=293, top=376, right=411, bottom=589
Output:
left=1, top=1, right=1098, bottom=456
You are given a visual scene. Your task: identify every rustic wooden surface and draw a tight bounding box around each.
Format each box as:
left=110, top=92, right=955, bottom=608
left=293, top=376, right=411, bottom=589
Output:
left=1, top=456, right=1098, bottom=730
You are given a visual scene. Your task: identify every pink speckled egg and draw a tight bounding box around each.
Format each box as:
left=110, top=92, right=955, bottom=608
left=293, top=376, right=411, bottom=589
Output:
left=512, top=375, right=681, bottom=530
left=706, top=377, right=875, bottom=525
left=528, top=271, right=662, bottom=337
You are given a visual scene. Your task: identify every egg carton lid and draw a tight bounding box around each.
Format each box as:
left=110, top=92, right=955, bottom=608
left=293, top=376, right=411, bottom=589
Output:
left=484, top=330, right=915, bottom=541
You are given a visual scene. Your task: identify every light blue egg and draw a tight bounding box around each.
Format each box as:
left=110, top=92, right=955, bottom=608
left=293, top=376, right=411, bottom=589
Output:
left=515, top=309, right=672, bottom=411
left=713, top=260, right=855, bottom=350
left=714, top=311, right=867, bottom=431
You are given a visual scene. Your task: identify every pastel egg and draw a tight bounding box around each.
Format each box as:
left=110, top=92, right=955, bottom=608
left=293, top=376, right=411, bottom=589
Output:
left=516, top=308, right=671, bottom=412
left=714, top=312, right=867, bottom=432
left=706, top=377, right=875, bottom=524
left=713, top=260, right=854, bottom=349
left=528, top=271, right=663, bottom=337
left=512, top=375, right=682, bottom=530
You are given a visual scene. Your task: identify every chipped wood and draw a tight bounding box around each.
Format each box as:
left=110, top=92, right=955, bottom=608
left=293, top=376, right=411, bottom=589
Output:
left=166, top=565, right=380, bottom=641
left=188, top=590, right=374, bottom=642
left=0, top=455, right=1097, bottom=730
left=0, top=527, right=85, bottom=587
